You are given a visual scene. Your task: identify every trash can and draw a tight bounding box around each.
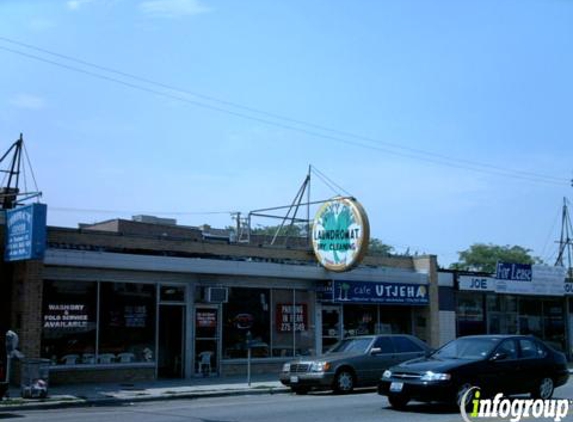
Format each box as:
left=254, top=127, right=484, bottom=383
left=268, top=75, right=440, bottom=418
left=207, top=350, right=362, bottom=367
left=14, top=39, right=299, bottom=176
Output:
left=20, top=358, right=50, bottom=399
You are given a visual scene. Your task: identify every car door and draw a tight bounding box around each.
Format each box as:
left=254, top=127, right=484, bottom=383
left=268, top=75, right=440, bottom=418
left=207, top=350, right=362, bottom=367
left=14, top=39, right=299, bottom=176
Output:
left=484, top=339, right=521, bottom=395
left=517, top=338, right=549, bottom=393
left=364, top=336, right=396, bottom=385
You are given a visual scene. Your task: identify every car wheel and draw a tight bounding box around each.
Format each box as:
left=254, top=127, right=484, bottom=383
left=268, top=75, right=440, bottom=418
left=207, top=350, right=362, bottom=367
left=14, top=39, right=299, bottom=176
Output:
left=532, top=377, right=554, bottom=400
left=291, top=387, right=309, bottom=395
left=333, top=369, right=355, bottom=394
left=456, top=383, right=475, bottom=409
left=388, top=395, right=409, bottom=409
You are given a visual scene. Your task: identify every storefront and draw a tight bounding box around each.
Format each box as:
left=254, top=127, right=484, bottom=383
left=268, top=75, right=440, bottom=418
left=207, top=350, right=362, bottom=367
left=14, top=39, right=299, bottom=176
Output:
left=456, top=266, right=569, bottom=354
left=317, top=279, right=430, bottom=352
left=1, top=205, right=440, bottom=384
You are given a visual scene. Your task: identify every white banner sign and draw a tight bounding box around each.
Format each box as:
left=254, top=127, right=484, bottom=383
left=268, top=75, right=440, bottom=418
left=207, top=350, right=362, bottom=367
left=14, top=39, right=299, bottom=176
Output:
left=495, top=265, right=566, bottom=297
left=458, top=276, right=495, bottom=292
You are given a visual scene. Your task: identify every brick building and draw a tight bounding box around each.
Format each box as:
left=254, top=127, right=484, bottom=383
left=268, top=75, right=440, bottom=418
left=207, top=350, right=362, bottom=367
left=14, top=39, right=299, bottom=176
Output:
left=1, top=214, right=440, bottom=385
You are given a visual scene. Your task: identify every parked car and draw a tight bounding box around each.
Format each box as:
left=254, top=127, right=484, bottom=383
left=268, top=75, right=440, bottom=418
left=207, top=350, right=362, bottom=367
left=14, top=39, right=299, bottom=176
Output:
left=378, top=335, right=570, bottom=409
left=280, top=334, right=431, bottom=394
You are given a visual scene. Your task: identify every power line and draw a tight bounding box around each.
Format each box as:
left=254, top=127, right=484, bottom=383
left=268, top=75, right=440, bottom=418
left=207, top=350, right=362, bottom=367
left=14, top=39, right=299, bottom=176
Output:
left=50, top=207, right=234, bottom=216
left=0, top=37, right=570, bottom=186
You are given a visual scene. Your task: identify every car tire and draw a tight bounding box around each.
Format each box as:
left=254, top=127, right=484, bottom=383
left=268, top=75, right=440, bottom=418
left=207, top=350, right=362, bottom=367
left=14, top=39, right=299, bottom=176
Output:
left=388, top=395, right=409, bottom=409
left=456, top=383, right=475, bottom=409
left=531, top=377, right=554, bottom=400
left=333, top=369, right=355, bottom=394
left=291, top=387, right=309, bottom=395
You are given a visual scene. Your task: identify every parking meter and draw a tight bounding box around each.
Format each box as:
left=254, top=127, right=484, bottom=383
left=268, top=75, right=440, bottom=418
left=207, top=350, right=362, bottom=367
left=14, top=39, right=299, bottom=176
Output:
left=5, top=330, right=18, bottom=357
left=5, top=330, right=19, bottom=384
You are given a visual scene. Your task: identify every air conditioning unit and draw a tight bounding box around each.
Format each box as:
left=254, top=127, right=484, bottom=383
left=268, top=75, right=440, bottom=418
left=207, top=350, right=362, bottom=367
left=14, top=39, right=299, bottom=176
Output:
left=204, top=287, right=228, bottom=303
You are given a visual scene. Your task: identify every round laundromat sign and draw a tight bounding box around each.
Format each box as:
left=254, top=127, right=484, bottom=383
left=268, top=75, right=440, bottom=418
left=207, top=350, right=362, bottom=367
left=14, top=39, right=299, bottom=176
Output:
left=312, top=197, right=370, bottom=272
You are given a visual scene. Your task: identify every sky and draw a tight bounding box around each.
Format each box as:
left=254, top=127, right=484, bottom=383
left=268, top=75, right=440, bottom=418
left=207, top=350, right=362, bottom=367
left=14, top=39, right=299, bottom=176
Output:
left=0, top=0, right=572, bottom=268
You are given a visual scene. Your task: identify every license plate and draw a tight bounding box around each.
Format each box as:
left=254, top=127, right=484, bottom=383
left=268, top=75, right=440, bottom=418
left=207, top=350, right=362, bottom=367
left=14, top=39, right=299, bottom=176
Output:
left=390, top=382, right=403, bottom=392
left=290, top=376, right=299, bottom=384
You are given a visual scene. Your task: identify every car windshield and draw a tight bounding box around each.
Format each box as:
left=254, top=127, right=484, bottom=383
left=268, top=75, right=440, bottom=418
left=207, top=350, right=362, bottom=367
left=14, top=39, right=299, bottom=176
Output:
left=433, top=338, right=499, bottom=360
left=327, top=338, right=372, bottom=354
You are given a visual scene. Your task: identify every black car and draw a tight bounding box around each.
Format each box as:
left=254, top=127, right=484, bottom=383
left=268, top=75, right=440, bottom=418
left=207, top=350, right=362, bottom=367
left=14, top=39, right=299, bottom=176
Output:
left=378, top=335, right=570, bottom=409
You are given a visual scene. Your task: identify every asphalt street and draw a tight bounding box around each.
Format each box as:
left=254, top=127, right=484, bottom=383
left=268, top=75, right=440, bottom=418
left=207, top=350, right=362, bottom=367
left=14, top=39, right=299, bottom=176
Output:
left=3, top=382, right=573, bottom=422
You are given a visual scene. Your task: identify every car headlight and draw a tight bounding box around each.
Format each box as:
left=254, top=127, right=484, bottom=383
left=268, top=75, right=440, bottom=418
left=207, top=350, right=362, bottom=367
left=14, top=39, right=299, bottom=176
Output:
left=282, top=363, right=290, bottom=372
left=310, top=362, right=331, bottom=372
left=420, top=371, right=451, bottom=381
left=382, top=370, right=392, bottom=379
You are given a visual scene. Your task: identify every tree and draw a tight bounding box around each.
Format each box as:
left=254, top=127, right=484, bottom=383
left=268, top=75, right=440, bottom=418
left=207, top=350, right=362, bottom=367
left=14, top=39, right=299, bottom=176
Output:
left=449, top=243, right=543, bottom=273
left=250, top=224, right=307, bottom=237
left=368, top=238, right=394, bottom=256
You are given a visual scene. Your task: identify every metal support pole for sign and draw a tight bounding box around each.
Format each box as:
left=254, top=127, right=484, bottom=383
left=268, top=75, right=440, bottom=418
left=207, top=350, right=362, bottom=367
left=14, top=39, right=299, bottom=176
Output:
left=247, top=347, right=251, bottom=387
left=246, top=331, right=252, bottom=387
left=5, top=355, right=11, bottom=385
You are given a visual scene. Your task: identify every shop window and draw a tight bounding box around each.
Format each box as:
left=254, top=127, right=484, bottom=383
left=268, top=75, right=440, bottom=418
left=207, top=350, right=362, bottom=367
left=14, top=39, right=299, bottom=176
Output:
left=160, top=285, right=185, bottom=302
left=542, top=300, right=565, bottom=352
left=487, top=295, right=517, bottom=334
left=343, top=305, right=376, bottom=336
left=41, top=280, right=97, bottom=366
left=378, top=306, right=411, bottom=334
left=519, top=299, right=542, bottom=337
left=223, top=288, right=270, bottom=359
left=457, top=292, right=485, bottom=336
left=272, top=290, right=314, bottom=357
left=99, top=283, right=156, bottom=363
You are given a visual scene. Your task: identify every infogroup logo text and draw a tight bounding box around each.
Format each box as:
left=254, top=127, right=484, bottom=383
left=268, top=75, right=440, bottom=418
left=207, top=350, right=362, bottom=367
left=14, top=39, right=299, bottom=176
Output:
left=460, top=387, right=570, bottom=422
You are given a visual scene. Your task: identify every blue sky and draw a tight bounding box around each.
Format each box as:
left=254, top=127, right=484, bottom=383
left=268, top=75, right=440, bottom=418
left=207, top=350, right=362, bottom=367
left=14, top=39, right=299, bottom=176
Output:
left=1, top=0, right=572, bottom=267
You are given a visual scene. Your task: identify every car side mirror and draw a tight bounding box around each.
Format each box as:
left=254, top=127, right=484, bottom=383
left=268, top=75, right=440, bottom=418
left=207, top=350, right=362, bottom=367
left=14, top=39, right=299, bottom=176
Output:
left=490, top=352, right=508, bottom=362
left=370, top=347, right=382, bottom=355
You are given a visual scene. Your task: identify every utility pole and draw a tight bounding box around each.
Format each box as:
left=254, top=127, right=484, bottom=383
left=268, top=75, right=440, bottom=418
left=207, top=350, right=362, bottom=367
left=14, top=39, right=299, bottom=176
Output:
left=555, top=197, right=573, bottom=278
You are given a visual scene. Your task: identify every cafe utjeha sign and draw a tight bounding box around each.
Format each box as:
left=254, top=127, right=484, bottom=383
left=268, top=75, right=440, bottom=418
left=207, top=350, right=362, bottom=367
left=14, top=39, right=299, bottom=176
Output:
left=312, top=197, right=370, bottom=272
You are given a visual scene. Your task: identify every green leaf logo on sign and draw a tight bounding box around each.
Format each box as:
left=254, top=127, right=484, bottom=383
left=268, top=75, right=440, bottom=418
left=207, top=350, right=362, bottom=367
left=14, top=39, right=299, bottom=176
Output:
left=312, top=197, right=370, bottom=272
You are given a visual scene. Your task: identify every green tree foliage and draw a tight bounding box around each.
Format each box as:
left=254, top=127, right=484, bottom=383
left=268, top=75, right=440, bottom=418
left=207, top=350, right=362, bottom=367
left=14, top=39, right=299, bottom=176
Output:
left=368, top=238, right=394, bottom=256
left=250, top=224, right=307, bottom=237
left=450, top=243, right=543, bottom=273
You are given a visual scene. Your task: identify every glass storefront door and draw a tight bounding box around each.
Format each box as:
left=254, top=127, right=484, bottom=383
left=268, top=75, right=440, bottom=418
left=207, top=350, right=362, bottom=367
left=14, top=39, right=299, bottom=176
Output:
left=321, top=305, right=341, bottom=352
left=195, top=306, right=219, bottom=376
left=158, top=305, right=185, bottom=378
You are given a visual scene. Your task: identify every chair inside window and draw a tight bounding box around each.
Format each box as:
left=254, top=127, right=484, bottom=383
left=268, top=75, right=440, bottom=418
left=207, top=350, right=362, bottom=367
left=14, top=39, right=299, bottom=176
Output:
left=61, top=354, right=79, bottom=365
left=117, top=352, right=135, bottom=363
left=82, top=353, right=95, bottom=364
left=98, top=353, right=116, bottom=364
left=198, top=351, right=212, bottom=376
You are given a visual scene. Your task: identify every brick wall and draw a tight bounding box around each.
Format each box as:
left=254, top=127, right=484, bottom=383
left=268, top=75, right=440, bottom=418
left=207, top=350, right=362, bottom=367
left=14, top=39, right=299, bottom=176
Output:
left=10, top=260, right=44, bottom=358
left=50, top=367, right=155, bottom=385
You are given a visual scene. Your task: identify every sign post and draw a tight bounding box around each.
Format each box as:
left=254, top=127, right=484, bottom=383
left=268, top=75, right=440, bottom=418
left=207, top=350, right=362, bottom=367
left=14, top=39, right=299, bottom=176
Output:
left=246, top=331, right=253, bottom=387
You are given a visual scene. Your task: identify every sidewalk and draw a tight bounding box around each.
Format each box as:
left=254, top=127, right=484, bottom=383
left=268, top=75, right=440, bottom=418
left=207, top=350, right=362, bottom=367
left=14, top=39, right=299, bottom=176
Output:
left=0, top=373, right=289, bottom=411
left=2, top=364, right=573, bottom=412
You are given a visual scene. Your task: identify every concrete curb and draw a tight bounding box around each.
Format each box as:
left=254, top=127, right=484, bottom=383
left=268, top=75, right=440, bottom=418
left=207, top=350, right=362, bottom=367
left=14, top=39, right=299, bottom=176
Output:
left=0, top=386, right=291, bottom=412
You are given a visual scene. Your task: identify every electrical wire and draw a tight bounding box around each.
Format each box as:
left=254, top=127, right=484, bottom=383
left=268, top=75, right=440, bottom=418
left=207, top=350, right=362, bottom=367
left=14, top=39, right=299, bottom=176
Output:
left=0, top=35, right=566, bottom=186
left=0, top=37, right=570, bottom=187
left=50, top=207, right=234, bottom=216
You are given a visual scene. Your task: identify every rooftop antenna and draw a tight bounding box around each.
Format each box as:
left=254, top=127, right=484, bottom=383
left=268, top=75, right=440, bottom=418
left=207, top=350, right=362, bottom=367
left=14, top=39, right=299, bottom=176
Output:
left=0, top=133, right=42, bottom=209
left=241, top=165, right=353, bottom=247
